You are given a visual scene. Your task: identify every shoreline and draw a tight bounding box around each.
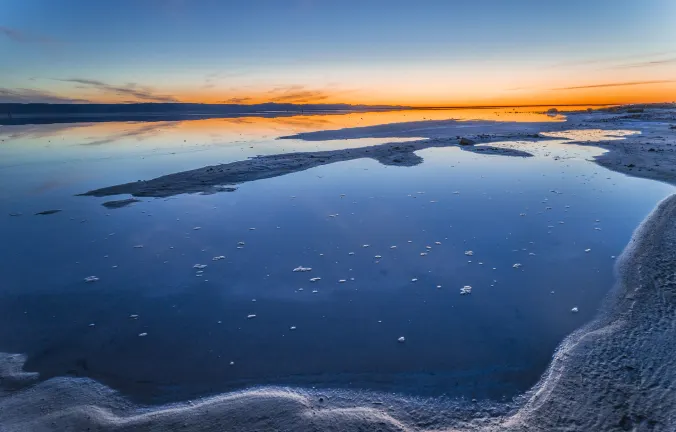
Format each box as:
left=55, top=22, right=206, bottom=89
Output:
left=79, top=104, right=676, bottom=199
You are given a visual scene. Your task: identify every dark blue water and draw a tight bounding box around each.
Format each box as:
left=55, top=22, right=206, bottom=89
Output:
left=0, top=118, right=673, bottom=404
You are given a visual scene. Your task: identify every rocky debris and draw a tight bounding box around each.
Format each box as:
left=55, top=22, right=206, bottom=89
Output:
left=459, top=137, right=476, bottom=146
left=102, top=198, right=140, bottom=209
left=35, top=209, right=61, bottom=216
left=292, top=266, right=312, bottom=272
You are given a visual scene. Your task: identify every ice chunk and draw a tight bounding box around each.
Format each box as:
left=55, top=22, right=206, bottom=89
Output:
left=293, top=266, right=312, bottom=272
left=464, top=250, right=474, bottom=256
left=512, top=263, right=522, bottom=268
left=397, top=336, right=405, bottom=343
left=571, top=307, right=579, bottom=313
left=247, top=314, right=256, bottom=319
left=460, top=285, right=472, bottom=295
left=193, top=264, right=207, bottom=269
left=84, top=276, right=99, bottom=283
left=309, top=277, right=321, bottom=282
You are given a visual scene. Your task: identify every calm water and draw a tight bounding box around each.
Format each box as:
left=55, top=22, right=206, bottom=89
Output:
left=0, top=108, right=672, bottom=404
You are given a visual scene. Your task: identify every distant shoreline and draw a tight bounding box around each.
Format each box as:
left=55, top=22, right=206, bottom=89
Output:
left=0, top=102, right=630, bottom=126
left=0, top=102, right=408, bottom=126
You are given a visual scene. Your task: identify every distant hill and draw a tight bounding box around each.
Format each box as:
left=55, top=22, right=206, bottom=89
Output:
left=0, top=102, right=410, bottom=125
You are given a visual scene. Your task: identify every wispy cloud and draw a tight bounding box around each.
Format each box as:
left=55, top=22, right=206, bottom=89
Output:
left=0, top=87, right=91, bottom=103
left=221, top=97, right=252, bottom=104
left=266, top=85, right=332, bottom=103
left=58, top=78, right=179, bottom=102
left=612, top=57, right=676, bottom=69
left=554, top=80, right=675, bottom=90
left=0, top=26, right=55, bottom=43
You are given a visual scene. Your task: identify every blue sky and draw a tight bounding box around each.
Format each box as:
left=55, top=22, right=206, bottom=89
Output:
left=2, top=0, right=675, bottom=105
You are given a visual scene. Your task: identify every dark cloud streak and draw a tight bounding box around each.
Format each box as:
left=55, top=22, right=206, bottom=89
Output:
left=613, top=58, right=676, bottom=69
left=0, top=26, right=55, bottom=43
left=554, top=80, right=675, bottom=90
left=0, top=88, right=91, bottom=104
left=58, top=78, right=179, bottom=103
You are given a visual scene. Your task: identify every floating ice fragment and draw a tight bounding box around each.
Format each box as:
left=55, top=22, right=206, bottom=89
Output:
left=390, top=246, right=397, bottom=249
left=193, top=227, right=201, bottom=230
left=420, top=252, right=428, bottom=256
left=571, top=307, right=579, bottom=313
left=84, top=276, right=99, bottom=283
left=584, top=249, right=591, bottom=253
left=397, top=336, right=405, bottom=343
left=247, top=314, right=256, bottom=319
left=293, top=266, right=312, bottom=272
left=435, top=241, right=441, bottom=245
left=309, top=277, right=321, bottom=282
left=464, top=250, right=474, bottom=256
left=411, top=278, right=418, bottom=282
left=312, top=290, right=318, bottom=293
left=338, top=279, right=346, bottom=283
left=129, top=314, right=139, bottom=319
left=362, top=244, right=370, bottom=248
left=519, top=213, right=526, bottom=216
left=138, top=332, right=148, bottom=337
left=512, top=263, right=522, bottom=269
left=348, top=252, right=355, bottom=256
left=88, top=323, right=95, bottom=327
left=229, top=361, right=235, bottom=365
left=290, top=326, right=297, bottom=330
left=237, top=241, right=245, bottom=246
left=460, top=285, right=472, bottom=295
left=212, top=256, right=225, bottom=261
left=374, top=255, right=382, bottom=259
left=249, top=227, right=256, bottom=230
left=133, top=245, right=144, bottom=249
left=193, top=264, right=207, bottom=269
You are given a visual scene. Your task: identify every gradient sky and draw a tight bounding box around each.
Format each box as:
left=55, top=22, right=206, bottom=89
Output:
left=2, top=0, right=676, bottom=106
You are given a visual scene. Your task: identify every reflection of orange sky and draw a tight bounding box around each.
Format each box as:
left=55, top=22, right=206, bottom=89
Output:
left=2, top=107, right=592, bottom=144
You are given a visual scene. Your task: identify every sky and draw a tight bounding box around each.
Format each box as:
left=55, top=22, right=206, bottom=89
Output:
left=1, top=0, right=676, bottom=106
